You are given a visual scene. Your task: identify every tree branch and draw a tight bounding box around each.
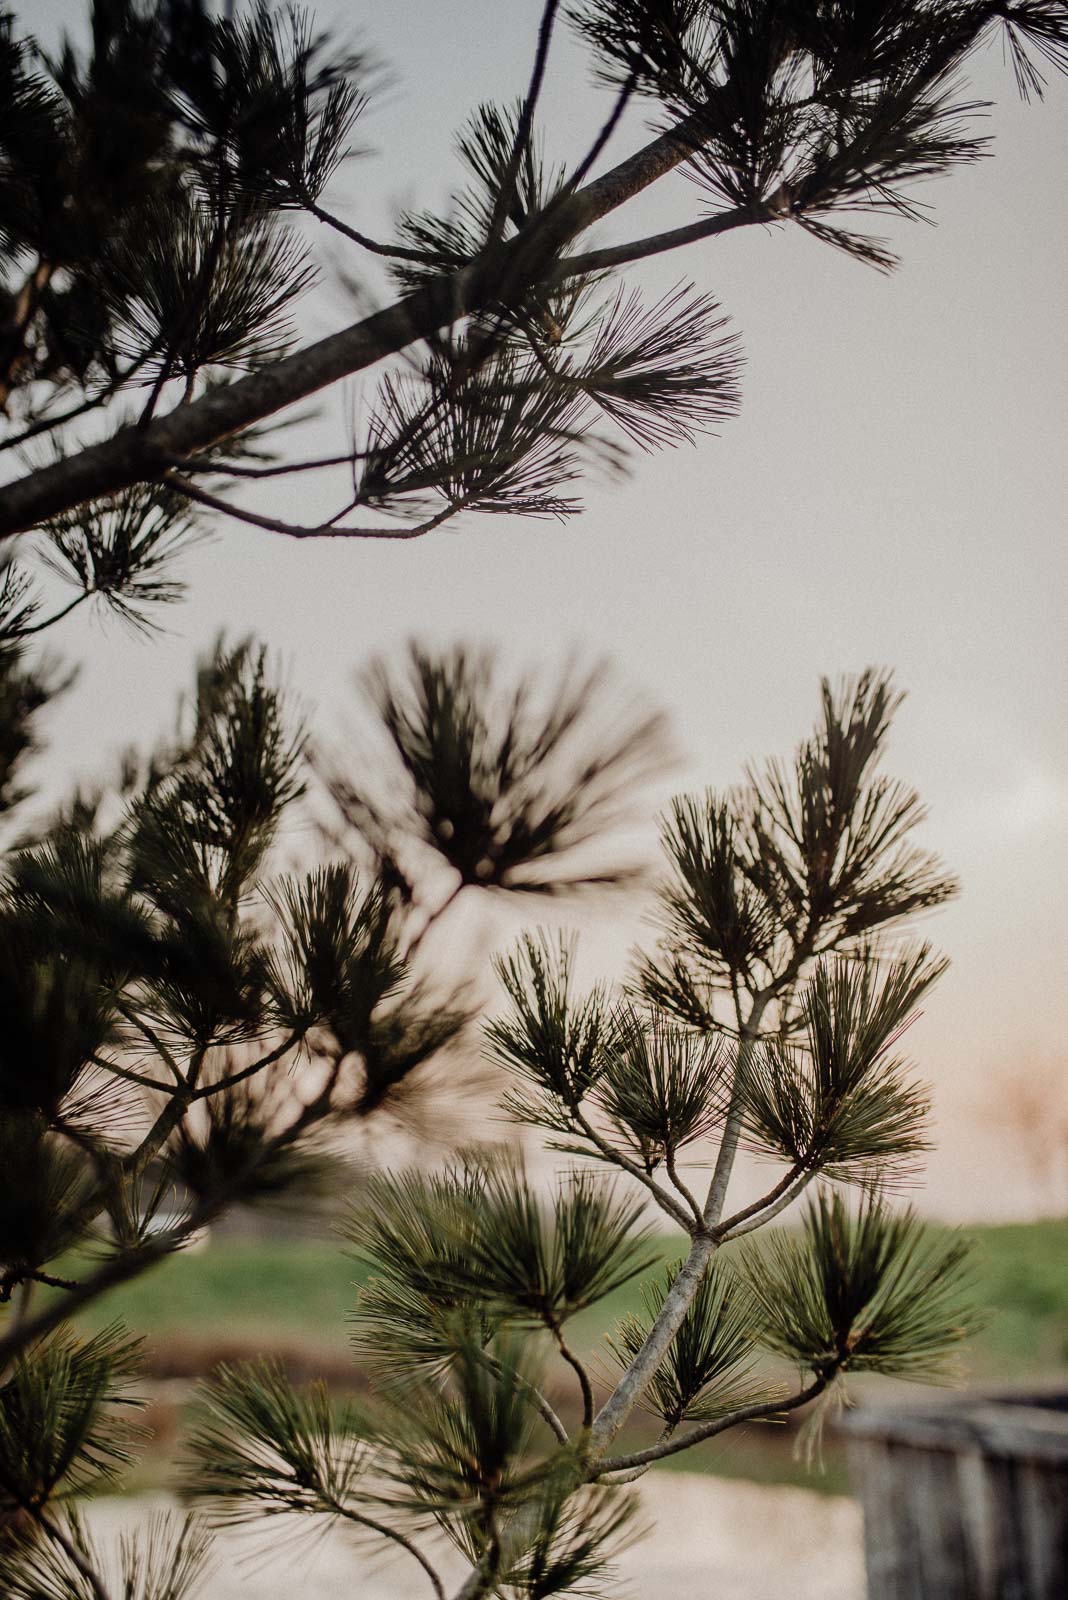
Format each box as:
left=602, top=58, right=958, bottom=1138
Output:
left=11, top=590, right=92, bottom=638
left=0, top=1267, right=79, bottom=1300
left=563, top=199, right=760, bottom=275
left=0, top=114, right=702, bottom=538
left=551, top=1322, right=594, bottom=1431
left=587, top=1227, right=716, bottom=1455
left=702, top=992, right=771, bottom=1228
left=488, top=0, right=561, bottom=241
left=88, top=1052, right=174, bottom=1093
left=167, top=474, right=464, bottom=542
left=593, top=1378, right=827, bottom=1474
left=716, top=1165, right=816, bottom=1241
left=115, top=1002, right=184, bottom=1087
left=189, top=1030, right=303, bottom=1100
left=301, top=199, right=429, bottom=261
left=571, top=1105, right=696, bottom=1231
left=327, top=1498, right=446, bottom=1600
left=665, top=1148, right=705, bottom=1229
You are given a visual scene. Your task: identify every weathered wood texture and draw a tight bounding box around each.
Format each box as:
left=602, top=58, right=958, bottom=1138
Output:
left=840, top=1395, right=1068, bottom=1599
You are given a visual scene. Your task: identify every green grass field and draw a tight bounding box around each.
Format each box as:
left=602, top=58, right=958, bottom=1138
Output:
left=63, top=1216, right=1068, bottom=1377
left=50, top=1215, right=1068, bottom=1497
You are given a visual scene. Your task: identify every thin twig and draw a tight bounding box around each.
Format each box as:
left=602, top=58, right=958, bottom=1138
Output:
left=327, top=1498, right=446, bottom=1600
left=88, top=1052, right=174, bottom=1093
left=593, top=1378, right=827, bottom=1474
left=715, top=1163, right=813, bottom=1241
left=571, top=1106, right=695, bottom=1231
left=179, top=450, right=374, bottom=479
left=665, top=1148, right=705, bottom=1228
left=564, top=71, right=638, bottom=194
left=487, top=0, right=561, bottom=242
left=552, top=1323, right=594, bottom=1430
left=0, top=1267, right=79, bottom=1301
left=702, top=991, right=771, bottom=1227
left=189, top=1030, right=303, bottom=1100
left=11, top=590, right=91, bottom=637
left=115, top=1002, right=184, bottom=1087
left=167, top=473, right=461, bottom=542
left=302, top=199, right=427, bottom=261
left=562, top=201, right=767, bottom=281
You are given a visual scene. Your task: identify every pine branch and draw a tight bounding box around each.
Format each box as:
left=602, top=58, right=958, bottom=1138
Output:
left=593, top=1377, right=826, bottom=1475
left=327, top=1499, right=447, bottom=1600
left=715, top=1161, right=813, bottom=1241
left=167, top=472, right=468, bottom=541
left=701, top=991, right=772, bottom=1228
left=33, top=1509, right=113, bottom=1600
left=0, top=112, right=703, bottom=538
left=187, top=1029, right=303, bottom=1100
left=487, top=0, right=563, bottom=241
left=551, top=1323, right=594, bottom=1430
left=571, top=1104, right=698, bottom=1230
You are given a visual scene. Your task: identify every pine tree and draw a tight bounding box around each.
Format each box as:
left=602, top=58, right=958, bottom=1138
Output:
left=0, top=3, right=1050, bottom=1593
left=0, top=0, right=1064, bottom=566
left=0, top=642, right=976, bottom=1598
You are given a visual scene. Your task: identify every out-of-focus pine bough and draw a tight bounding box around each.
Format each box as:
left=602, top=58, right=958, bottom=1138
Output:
left=0, top=627, right=977, bottom=1599
left=0, top=0, right=1064, bottom=555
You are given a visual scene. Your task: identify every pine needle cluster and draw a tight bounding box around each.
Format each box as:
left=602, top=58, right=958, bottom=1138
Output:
left=158, top=665, right=973, bottom=1598
left=0, top=638, right=979, bottom=1598
left=0, top=620, right=679, bottom=1596
left=1, top=0, right=1062, bottom=548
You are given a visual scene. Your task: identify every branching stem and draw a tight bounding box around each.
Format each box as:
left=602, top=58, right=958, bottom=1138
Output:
left=594, top=1378, right=827, bottom=1474
left=571, top=1105, right=694, bottom=1231
left=551, top=1322, right=594, bottom=1431
left=167, top=473, right=464, bottom=542
left=327, top=1498, right=446, bottom=1600
left=717, top=1165, right=816, bottom=1241
left=665, top=1148, right=705, bottom=1228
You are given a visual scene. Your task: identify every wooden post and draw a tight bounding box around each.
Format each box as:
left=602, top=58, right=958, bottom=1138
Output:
left=839, top=1393, right=1068, bottom=1599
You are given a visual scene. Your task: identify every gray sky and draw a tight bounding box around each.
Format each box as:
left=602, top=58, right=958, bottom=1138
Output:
left=16, top=1, right=1068, bottom=1219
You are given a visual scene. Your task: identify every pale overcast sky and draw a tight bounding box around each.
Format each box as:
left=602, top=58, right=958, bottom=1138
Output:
left=13, top=1, right=1068, bottom=1219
